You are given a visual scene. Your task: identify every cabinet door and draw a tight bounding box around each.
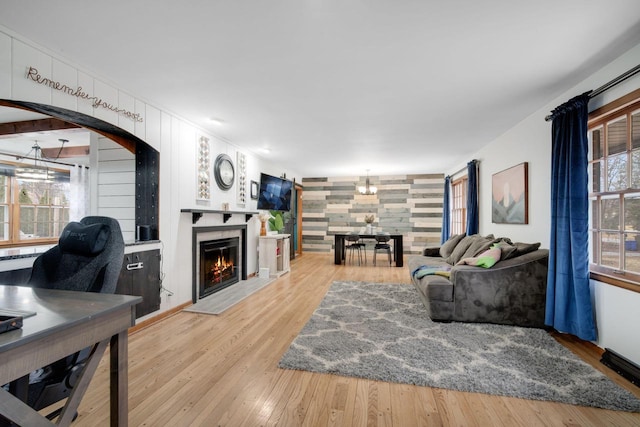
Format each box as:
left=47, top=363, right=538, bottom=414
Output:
left=135, top=250, right=161, bottom=316
left=115, top=254, right=132, bottom=295
left=116, top=250, right=161, bottom=318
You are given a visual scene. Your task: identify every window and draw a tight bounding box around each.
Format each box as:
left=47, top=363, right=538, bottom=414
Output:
left=451, top=176, right=467, bottom=235
left=0, top=162, right=70, bottom=246
left=588, top=90, right=640, bottom=288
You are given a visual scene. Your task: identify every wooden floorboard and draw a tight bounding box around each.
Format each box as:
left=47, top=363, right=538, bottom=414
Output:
left=69, top=253, right=640, bottom=426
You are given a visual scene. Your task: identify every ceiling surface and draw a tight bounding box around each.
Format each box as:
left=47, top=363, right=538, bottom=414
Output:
left=1, top=1, right=640, bottom=176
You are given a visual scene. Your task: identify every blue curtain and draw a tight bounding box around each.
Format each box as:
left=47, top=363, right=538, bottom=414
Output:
left=441, top=175, right=451, bottom=244
left=545, top=92, right=596, bottom=341
left=466, top=160, right=479, bottom=235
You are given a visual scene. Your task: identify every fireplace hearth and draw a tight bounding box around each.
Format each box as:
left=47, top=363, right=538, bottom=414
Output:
left=199, top=237, right=239, bottom=298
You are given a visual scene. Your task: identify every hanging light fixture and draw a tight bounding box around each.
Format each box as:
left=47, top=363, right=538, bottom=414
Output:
left=15, top=141, right=54, bottom=182
left=358, top=170, right=377, bottom=195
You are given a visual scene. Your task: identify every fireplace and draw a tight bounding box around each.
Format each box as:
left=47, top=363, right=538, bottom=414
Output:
left=192, top=224, right=248, bottom=302
left=199, top=237, right=239, bottom=298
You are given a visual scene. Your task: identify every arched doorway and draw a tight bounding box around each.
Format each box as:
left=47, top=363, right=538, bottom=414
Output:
left=0, top=99, right=159, bottom=240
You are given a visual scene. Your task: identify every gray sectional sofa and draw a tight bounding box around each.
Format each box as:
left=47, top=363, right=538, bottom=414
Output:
left=407, top=233, right=549, bottom=328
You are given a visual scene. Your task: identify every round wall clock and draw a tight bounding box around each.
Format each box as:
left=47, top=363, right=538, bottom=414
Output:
left=214, top=154, right=235, bottom=190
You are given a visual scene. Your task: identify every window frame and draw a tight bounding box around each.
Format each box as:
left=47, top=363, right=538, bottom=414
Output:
left=588, top=88, right=640, bottom=292
left=451, top=176, right=468, bottom=235
left=0, top=160, right=70, bottom=247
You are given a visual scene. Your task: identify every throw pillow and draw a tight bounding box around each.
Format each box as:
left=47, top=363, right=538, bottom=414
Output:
left=439, top=233, right=465, bottom=258
left=514, top=242, right=541, bottom=256
left=59, top=222, right=111, bottom=255
left=457, top=246, right=502, bottom=268
left=445, top=234, right=476, bottom=265
left=494, top=239, right=518, bottom=260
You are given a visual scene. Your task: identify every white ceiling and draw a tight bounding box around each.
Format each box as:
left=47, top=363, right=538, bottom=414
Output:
left=0, top=107, right=90, bottom=164
left=1, top=1, right=640, bottom=176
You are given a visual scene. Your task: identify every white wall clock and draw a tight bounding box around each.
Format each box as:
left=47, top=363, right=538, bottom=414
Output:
left=214, top=154, right=235, bottom=190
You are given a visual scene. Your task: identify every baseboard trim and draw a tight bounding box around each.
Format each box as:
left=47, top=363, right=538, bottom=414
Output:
left=129, top=301, right=192, bottom=334
left=601, top=348, right=640, bottom=387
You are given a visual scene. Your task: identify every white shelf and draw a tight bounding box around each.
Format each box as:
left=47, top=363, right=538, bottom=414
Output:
left=259, top=234, right=291, bottom=278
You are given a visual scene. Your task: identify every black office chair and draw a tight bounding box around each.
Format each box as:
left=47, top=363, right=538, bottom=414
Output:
left=373, top=232, right=392, bottom=266
left=20, top=216, right=125, bottom=414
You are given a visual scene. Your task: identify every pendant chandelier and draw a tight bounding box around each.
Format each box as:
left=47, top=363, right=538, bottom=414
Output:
left=358, top=170, right=377, bottom=195
left=15, top=141, right=54, bottom=182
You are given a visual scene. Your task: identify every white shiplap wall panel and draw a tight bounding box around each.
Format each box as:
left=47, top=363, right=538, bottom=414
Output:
left=51, top=59, right=77, bottom=111
left=12, top=39, right=51, bottom=104
left=135, top=99, right=148, bottom=142
left=0, top=33, right=11, bottom=98
left=99, top=195, right=135, bottom=208
left=98, top=184, right=135, bottom=197
left=96, top=136, right=135, bottom=241
left=77, top=70, right=94, bottom=117
left=97, top=145, right=134, bottom=160
left=117, top=90, right=136, bottom=134
left=98, top=160, right=136, bottom=173
left=144, top=104, right=161, bottom=151
left=92, top=79, right=118, bottom=125
left=98, top=171, right=135, bottom=185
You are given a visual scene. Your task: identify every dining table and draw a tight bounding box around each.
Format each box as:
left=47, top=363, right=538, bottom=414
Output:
left=334, top=233, right=404, bottom=267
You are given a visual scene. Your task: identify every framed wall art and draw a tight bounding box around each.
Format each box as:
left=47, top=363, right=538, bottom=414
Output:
left=491, top=162, right=528, bottom=224
left=196, top=136, right=211, bottom=201
left=250, top=180, right=259, bottom=200
left=236, top=151, right=247, bottom=205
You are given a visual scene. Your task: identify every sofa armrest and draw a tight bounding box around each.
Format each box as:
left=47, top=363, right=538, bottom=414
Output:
left=448, top=249, right=549, bottom=327
left=423, top=246, right=441, bottom=257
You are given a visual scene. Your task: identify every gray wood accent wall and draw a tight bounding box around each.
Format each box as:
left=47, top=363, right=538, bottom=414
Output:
left=301, top=174, right=444, bottom=255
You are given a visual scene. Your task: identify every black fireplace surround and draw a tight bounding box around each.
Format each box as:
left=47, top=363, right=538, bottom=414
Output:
left=199, top=237, right=239, bottom=298
left=191, top=225, right=248, bottom=303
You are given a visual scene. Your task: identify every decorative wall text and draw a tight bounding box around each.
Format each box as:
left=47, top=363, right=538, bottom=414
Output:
left=25, top=66, right=143, bottom=122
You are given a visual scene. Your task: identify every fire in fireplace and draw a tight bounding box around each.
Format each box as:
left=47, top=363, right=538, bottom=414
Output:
left=199, top=237, right=239, bottom=298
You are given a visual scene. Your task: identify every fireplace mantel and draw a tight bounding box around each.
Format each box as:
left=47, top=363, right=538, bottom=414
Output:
left=181, top=209, right=258, bottom=224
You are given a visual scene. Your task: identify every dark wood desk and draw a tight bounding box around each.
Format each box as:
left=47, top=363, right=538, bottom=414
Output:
left=0, top=285, right=141, bottom=426
left=334, top=234, right=404, bottom=267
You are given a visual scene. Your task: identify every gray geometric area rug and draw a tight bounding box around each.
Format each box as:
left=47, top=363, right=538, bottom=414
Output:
left=184, top=277, right=275, bottom=315
left=278, top=281, right=640, bottom=412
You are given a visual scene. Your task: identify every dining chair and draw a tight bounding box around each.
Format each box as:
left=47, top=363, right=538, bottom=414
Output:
left=345, top=232, right=366, bottom=265
left=373, top=232, right=392, bottom=266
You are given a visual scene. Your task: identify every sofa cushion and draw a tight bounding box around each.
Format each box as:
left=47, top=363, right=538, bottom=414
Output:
left=514, top=242, right=541, bottom=256
left=439, top=233, right=465, bottom=258
left=423, top=246, right=442, bottom=257
left=494, top=239, right=518, bottom=260
left=445, top=234, right=476, bottom=265
left=460, top=234, right=495, bottom=259
left=413, top=275, right=453, bottom=302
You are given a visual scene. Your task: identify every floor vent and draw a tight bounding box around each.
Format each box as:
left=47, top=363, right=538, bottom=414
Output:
left=601, top=348, right=640, bottom=387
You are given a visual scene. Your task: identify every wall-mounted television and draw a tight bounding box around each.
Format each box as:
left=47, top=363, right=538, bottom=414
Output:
left=257, top=173, right=293, bottom=211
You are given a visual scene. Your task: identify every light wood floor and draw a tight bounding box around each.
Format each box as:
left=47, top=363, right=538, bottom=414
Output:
left=71, top=253, right=640, bottom=426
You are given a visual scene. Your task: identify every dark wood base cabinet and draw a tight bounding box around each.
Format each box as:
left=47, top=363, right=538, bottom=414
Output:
left=116, top=249, right=161, bottom=318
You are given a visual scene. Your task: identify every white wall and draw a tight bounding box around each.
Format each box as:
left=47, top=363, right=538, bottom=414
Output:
left=92, top=136, right=136, bottom=241
left=0, top=26, right=302, bottom=318
left=453, top=43, right=640, bottom=365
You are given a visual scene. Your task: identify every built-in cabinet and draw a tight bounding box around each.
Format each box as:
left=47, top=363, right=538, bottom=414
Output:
left=259, top=234, right=290, bottom=278
left=115, top=249, right=161, bottom=318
